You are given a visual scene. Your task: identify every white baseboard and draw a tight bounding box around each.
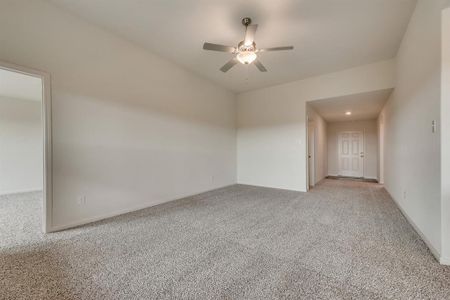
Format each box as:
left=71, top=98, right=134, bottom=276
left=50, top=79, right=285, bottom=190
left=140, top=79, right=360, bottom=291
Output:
left=50, top=201, right=167, bottom=232
left=386, top=190, right=442, bottom=263
left=236, top=181, right=305, bottom=192
left=440, top=256, right=450, bottom=265
left=327, top=174, right=378, bottom=181
left=0, top=188, right=42, bottom=196
left=49, top=183, right=235, bottom=232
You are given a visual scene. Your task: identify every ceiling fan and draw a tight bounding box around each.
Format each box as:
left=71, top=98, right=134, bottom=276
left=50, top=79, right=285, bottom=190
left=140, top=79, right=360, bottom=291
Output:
left=202, top=17, right=294, bottom=73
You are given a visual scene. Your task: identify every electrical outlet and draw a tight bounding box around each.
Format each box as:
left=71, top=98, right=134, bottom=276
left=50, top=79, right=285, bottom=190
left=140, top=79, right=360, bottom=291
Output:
left=403, top=190, right=407, bottom=200
left=211, top=175, right=215, bottom=183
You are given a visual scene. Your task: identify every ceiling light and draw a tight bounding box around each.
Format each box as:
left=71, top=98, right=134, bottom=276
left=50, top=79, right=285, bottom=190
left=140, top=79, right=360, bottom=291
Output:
left=345, top=111, right=352, bottom=115
left=237, top=51, right=257, bottom=64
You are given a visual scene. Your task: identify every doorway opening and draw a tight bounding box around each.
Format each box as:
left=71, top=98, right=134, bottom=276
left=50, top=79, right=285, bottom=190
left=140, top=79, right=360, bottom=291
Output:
left=306, top=88, right=393, bottom=190
left=0, top=61, right=52, bottom=233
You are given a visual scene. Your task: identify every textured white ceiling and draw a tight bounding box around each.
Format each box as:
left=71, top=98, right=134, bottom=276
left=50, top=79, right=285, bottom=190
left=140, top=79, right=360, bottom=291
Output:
left=308, top=89, right=393, bottom=122
left=48, top=0, right=416, bottom=93
left=0, top=68, right=42, bottom=101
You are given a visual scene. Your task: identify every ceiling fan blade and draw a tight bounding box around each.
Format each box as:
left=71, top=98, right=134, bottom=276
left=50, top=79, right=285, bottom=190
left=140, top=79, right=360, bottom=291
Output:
left=258, top=46, right=294, bottom=52
left=254, top=59, right=267, bottom=72
left=220, top=57, right=239, bottom=72
left=203, top=43, right=236, bottom=53
left=244, top=24, right=258, bottom=46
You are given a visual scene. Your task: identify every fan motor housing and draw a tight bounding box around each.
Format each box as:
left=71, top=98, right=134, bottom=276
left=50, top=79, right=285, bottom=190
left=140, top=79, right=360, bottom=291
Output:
left=242, top=17, right=252, bottom=26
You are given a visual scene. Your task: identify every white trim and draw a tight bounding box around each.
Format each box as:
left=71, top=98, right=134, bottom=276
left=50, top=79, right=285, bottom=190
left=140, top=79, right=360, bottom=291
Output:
left=305, top=112, right=311, bottom=191
left=50, top=183, right=236, bottom=232
left=378, top=113, right=385, bottom=184
left=388, top=189, right=442, bottom=263
left=308, top=121, right=316, bottom=188
left=440, top=256, right=450, bottom=265
left=237, top=181, right=305, bottom=192
left=327, top=173, right=378, bottom=180
left=51, top=201, right=172, bottom=232
left=236, top=182, right=305, bottom=192
left=0, top=60, right=53, bottom=233
left=0, top=189, right=42, bottom=196
left=362, top=128, right=366, bottom=177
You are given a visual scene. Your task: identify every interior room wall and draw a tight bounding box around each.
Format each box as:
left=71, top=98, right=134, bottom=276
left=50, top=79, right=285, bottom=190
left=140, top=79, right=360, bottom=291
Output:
left=440, top=6, right=450, bottom=264
left=0, top=96, right=42, bottom=194
left=380, top=0, right=450, bottom=262
left=0, top=0, right=237, bottom=230
left=237, top=59, right=395, bottom=191
left=307, top=105, right=328, bottom=185
left=327, top=120, right=378, bottom=180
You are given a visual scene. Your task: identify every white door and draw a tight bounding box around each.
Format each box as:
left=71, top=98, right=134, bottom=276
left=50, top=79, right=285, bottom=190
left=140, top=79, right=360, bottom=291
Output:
left=338, top=131, right=364, bottom=177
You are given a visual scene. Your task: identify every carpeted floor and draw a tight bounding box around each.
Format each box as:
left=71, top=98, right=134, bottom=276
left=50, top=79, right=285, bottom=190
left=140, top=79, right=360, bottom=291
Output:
left=1, top=180, right=450, bottom=299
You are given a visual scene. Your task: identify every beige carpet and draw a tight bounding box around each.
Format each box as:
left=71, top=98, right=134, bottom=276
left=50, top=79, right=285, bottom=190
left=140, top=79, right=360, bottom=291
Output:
left=1, top=180, right=450, bottom=299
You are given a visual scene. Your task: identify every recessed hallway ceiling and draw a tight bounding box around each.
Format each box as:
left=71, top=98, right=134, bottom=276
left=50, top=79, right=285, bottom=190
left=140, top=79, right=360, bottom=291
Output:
left=308, top=88, right=393, bottom=122
left=48, top=0, right=417, bottom=93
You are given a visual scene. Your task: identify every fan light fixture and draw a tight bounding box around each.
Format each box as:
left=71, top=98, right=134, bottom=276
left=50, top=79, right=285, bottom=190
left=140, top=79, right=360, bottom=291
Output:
left=345, top=111, right=352, bottom=115
left=237, top=51, right=257, bottom=64
left=202, top=17, right=294, bottom=73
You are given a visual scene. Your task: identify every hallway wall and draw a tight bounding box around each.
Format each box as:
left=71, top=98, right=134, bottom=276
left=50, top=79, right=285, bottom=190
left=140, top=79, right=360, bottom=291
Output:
left=380, top=0, right=450, bottom=261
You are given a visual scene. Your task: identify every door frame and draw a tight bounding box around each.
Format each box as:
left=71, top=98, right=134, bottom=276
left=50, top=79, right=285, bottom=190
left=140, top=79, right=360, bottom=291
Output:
left=338, top=131, right=364, bottom=178
left=378, top=115, right=385, bottom=184
left=308, top=121, right=316, bottom=188
left=0, top=60, right=53, bottom=233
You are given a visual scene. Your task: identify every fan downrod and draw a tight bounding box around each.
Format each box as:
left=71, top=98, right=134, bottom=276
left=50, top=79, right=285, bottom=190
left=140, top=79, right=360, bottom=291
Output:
left=242, top=17, right=252, bottom=27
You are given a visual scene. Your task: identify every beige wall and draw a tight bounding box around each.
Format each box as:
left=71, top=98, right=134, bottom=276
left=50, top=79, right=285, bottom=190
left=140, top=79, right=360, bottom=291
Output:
left=327, top=120, right=378, bottom=179
left=0, top=0, right=237, bottom=230
left=380, top=0, right=450, bottom=262
left=0, top=96, right=42, bottom=194
left=237, top=59, right=395, bottom=191
left=441, top=6, right=450, bottom=264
